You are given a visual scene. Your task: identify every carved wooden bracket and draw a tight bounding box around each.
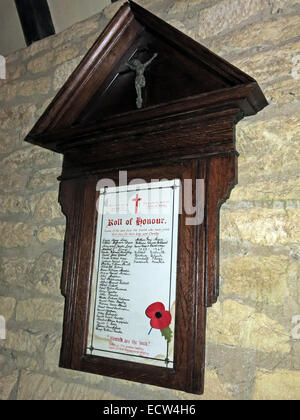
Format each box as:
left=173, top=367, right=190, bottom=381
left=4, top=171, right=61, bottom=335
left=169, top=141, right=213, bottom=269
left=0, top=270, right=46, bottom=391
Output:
left=25, top=1, right=267, bottom=395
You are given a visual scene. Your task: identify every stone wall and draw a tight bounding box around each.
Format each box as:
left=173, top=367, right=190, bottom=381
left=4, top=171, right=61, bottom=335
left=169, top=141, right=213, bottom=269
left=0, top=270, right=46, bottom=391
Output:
left=0, top=0, right=299, bottom=400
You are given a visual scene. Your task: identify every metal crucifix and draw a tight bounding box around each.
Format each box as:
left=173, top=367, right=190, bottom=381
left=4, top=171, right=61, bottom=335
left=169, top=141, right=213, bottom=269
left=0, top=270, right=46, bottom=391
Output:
left=127, top=53, right=158, bottom=109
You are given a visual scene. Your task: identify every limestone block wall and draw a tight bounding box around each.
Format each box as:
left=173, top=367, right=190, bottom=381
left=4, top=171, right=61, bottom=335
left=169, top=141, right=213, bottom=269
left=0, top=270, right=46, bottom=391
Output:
left=0, top=0, right=299, bottom=400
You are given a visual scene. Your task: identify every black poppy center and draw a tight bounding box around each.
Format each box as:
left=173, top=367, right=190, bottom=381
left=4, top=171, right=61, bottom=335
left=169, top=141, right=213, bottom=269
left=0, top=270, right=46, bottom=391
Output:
left=155, top=311, right=162, bottom=319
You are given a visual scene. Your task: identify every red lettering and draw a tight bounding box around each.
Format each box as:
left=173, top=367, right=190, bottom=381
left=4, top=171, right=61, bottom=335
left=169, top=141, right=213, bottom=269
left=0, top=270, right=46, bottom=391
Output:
left=136, top=217, right=165, bottom=225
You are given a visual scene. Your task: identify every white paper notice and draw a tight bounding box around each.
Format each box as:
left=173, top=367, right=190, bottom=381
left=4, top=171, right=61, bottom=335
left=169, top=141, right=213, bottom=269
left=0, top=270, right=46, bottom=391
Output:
left=87, top=180, right=180, bottom=368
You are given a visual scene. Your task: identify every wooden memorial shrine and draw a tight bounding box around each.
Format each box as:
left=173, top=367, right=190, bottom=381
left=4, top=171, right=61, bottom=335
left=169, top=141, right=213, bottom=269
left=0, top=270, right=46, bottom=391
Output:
left=25, top=1, right=268, bottom=394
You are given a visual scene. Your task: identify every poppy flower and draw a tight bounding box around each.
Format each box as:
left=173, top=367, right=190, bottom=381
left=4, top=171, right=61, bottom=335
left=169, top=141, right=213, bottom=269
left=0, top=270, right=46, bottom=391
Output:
left=146, top=302, right=172, bottom=330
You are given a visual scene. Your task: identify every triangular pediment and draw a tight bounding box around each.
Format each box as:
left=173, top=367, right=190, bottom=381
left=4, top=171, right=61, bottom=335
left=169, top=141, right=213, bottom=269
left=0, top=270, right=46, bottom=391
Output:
left=26, top=1, right=267, bottom=151
left=78, top=29, right=234, bottom=124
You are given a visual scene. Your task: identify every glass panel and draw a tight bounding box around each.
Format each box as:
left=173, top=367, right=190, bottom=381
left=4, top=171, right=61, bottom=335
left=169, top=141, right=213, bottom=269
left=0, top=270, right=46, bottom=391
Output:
left=87, top=180, right=180, bottom=368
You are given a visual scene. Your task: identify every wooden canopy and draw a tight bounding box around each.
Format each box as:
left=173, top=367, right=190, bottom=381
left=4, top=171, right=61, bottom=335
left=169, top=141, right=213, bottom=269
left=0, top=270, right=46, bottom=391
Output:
left=25, top=1, right=267, bottom=156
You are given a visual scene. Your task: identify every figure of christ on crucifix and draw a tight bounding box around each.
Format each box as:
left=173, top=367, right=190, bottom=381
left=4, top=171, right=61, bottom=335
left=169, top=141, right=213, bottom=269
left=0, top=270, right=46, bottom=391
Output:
left=126, top=53, right=158, bottom=109
left=132, top=194, right=142, bottom=214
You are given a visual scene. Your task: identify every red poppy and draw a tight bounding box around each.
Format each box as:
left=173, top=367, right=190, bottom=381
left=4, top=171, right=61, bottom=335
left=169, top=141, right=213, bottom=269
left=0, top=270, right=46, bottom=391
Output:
left=145, top=302, right=172, bottom=330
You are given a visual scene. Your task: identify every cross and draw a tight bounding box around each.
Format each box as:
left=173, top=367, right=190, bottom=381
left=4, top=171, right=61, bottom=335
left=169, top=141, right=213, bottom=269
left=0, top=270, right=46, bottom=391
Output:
left=132, top=194, right=142, bottom=214
left=126, top=53, right=158, bottom=109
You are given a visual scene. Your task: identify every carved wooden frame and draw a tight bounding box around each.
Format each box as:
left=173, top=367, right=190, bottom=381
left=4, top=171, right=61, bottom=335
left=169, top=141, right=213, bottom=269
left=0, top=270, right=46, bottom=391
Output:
left=25, top=1, right=267, bottom=394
